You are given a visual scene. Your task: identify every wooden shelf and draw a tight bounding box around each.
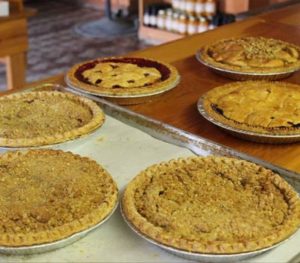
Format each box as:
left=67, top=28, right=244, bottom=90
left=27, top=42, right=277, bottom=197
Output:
left=139, top=25, right=183, bottom=44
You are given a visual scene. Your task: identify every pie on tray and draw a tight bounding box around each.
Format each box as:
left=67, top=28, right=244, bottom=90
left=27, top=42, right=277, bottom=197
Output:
left=201, top=81, right=300, bottom=136
left=122, top=156, right=300, bottom=254
left=66, top=57, right=180, bottom=97
left=0, top=149, right=118, bottom=247
left=0, top=91, right=105, bottom=147
left=199, top=37, right=300, bottom=74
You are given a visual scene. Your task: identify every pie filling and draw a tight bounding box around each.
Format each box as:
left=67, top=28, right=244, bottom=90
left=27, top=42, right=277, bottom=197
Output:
left=75, top=58, right=171, bottom=89
left=123, top=156, right=300, bottom=253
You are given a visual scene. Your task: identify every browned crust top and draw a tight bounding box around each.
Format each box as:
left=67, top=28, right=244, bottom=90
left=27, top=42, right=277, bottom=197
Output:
left=201, top=81, right=300, bottom=135
left=199, top=37, right=300, bottom=74
left=122, top=156, right=300, bottom=254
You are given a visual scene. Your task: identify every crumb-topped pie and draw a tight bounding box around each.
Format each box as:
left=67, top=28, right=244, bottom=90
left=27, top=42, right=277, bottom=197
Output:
left=66, top=57, right=180, bottom=98
left=0, top=149, right=118, bottom=247
left=122, top=156, right=300, bottom=254
left=199, top=37, right=300, bottom=74
left=0, top=91, right=105, bottom=147
left=200, top=81, right=300, bottom=136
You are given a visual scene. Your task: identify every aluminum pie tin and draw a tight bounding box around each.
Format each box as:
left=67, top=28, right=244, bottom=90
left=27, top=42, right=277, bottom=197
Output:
left=197, top=96, right=300, bottom=144
left=120, top=202, right=297, bottom=263
left=65, top=75, right=181, bottom=105
left=195, top=51, right=298, bottom=81
left=0, top=202, right=118, bottom=255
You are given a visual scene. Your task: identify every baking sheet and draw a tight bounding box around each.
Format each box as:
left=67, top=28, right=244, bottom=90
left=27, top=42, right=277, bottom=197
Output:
left=0, top=87, right=299, bottom=262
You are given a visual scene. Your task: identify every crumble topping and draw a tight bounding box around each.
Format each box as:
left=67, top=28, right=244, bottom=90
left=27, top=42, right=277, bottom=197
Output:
left=0, top=94, right=93, bottom=139
left=0, top=150, right=117, bottom=236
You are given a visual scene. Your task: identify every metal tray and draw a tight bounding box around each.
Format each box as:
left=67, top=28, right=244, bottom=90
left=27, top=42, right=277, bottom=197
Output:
left=65, top=75, right=181, bottom=105
left=120, top=203, right=296, bottom=263
left=197, top=96, right=300, bottom=144
left=195, top=50, right=297, bottom=81
left=0, top=202, right=118, bottom=255
left=1, top=83, right=300, bottom=262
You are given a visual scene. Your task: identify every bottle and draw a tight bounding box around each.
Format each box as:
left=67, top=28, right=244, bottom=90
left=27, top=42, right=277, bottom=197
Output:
left=187, top=15, right=198, bottom=35
left=157, top=9, right=166, bottom=30
left=143, top=6, right=151, bottom=26
left=195, top=0, right=205, bottom=16
left=165, top=9, right=173, bottom=31
left=197, top=16, right=208, bottom=33
left=205, top=0, right=217, bottom=16
left=178, top=14, right=188, bottom=35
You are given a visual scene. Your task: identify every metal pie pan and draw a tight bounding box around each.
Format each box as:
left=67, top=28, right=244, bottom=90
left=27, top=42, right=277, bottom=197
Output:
left=64, top=75, right=181, bottom=105
left=197, top=97, right=300, bottom=144
left=120, top=203, right=295, bottom=263
left=0, top=202, right=118, bottom=255
left=195, top=51, right=298, bottom=81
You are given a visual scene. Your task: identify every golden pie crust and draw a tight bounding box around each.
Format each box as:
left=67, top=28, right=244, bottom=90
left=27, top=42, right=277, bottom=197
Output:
left=200, top=37, right=300, bottom=73
left=0, top=91, right=105, bottom=147
left=202, top=81, right=300, bottom=135
left=0, top=149, right=118, bottom=247
left=66, top=57, right=180, bottom=97
left=122, top=156, right=300, bottom=254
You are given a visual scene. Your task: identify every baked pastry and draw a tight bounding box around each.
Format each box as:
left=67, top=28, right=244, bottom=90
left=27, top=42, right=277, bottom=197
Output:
left=66, top=57, right=180, bottom=97
left=199, top=37, right=300, bottom=73
left=201, top=81, right=300, bottom=135
left=0, top=149, right=118, bottom=246
left=0, top=91, right=105, bottom=147
left=122, top=156, right=300, bottom=254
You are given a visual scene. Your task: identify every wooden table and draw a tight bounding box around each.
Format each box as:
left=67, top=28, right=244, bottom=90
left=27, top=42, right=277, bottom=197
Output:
left=22, top=4, right=300, bottom=173
left=0, top=8, right=36, bottom=90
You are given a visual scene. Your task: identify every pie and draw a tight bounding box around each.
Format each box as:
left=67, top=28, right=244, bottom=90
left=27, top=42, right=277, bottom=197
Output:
left=199, top=37, right=300, bottom=73
left=0, top=149, right=118, bottom=246
left=66, top=57, right=180, bottom=97
left=201, top=81, right=300, bottom=135
left=0, top=91, right=105, bottom=147
left=122, top=156, right=300, bottom=254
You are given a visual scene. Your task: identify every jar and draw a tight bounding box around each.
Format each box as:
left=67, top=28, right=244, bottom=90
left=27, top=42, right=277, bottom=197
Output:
left=185, top=0, right=196, bottom=15
left=165, top=9, right=173, bottom=31
left=157, top=9, right=166, bottom=30
left=197, top=16, right=208, bottom=33
left=187, top=15, right=198, bottom=35
left=178, top=14, right=188, bottom=35
left=171, top=12, right=180, bottom=32
left=179, top=0, right=186, bottom=12
left=205, top=0, right=216, bottom=16
left=195, top=0, right=205, bottom=16
left=172, top=0, right=180, bottom=10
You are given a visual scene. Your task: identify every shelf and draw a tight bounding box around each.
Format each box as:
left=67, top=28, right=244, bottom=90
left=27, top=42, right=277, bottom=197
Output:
left=139, top=25, right=183, bottom=44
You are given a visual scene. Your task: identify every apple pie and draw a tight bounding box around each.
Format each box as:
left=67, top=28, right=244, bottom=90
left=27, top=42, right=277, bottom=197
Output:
left=0, top=149, right=118, bottom=246
left=201, top=81, right=300, bottom=135
left=66, top=57, right=180, bottom=98
left=200, top=37, right=300, bottom=74
left=122, top=156, right=300, bottom=254
left=0, top=91, right=105, bottom=147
